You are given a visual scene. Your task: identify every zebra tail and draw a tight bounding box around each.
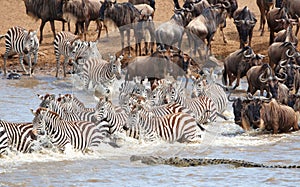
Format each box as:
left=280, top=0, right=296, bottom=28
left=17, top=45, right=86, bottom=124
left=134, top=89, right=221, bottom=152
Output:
left=196, top=122, right=206, bottom=131
left=216, top=112, right=228, bottom=120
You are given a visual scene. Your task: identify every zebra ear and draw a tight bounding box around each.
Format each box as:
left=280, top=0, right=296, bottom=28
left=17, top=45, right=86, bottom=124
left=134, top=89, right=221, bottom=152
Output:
left=30, top=108, right=36, bottom=116
left=37, top=94, right=44, bottom=100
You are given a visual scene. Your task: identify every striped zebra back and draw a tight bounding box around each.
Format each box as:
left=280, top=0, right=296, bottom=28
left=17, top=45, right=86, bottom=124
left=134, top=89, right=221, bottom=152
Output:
left=2, top=26, right=39, bottom=76
left=32, top=108, right=104, bottom=152
left=0, top=120, right=36, bottom=153
left=192, top=77, right=228, bottom=113
left=0, top=126, right=8, bottom=155
left=127, top=107, right=199, bottom=143
left=167, top=85, right=218, bottom=124
left=81, top=55, right=122, bottom=89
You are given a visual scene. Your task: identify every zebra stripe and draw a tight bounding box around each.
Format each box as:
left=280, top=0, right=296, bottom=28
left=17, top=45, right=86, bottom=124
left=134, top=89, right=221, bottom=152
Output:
left=127, top=107, right=201, bottom=143
left=32, top=108, right=106, bottom=152
left=80, top=55, right=123, bottom=89
left=167, top=86, right=218, bottom=124
left=0, top=126, right=8, bottom=155
left=0, top=120, right=36, bottom=153
left=1, top=26, right=39, bottom=76
left=119, top=81, right=148, bottom=106
left=192, top=77, right=228, bottom=113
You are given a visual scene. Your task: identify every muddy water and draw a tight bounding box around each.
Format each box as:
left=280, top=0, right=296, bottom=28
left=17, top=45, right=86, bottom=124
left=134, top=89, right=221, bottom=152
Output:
left=0, top=75, right=300, bottom=187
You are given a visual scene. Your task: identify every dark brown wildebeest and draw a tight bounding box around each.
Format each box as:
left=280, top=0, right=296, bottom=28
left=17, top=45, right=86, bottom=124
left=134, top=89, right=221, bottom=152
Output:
left=260, top=99, right=299, bottom=134
left=62, top=0, right=108, bottom=41
left=186, top=3, right=228, bottom=60
left=99, top=0, right=141, bottom=56
left=246, top=63, right=286, bottom=97
left=266, top=7, right=290, bottom=45
left=222, top=46, right=264, bottom=89
left=256, top=0, right=274, bottom=36
left=23, top=0, right=66, bottom=44
left=155, top=8, right=193, bottom=52
left=268, top=42, right=299, bottom=70
left=282, top=0, right=300, bottom=36
left=233, top=6, right=257, bottom=48
left=229, top=93, right=265, bottom=131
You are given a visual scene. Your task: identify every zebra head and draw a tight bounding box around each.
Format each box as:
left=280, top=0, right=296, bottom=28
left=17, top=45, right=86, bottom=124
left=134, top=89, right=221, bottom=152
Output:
left=95, top=97, right=110, bottom=121
left=38, top=93, right=56, bottom=108
left=31, top=108, right=47, bottom=136
left=191, top=75, right=206, bottom=97
left=109, top=55, right=123, bottom=80
left=127, top=106, right=141, bottom=129
left=23, top=29, right=38, bottom=54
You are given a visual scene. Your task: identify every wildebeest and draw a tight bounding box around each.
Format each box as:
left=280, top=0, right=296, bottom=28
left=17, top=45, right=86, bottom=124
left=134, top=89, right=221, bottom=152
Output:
left=282, top=0, right=300, bottom=36
left=278, top=56, right=300, bottom=92
left=268, top=42, right=299, bottom=70
left=129, top=0, right=155, bottom=10
left=233, top=6, right=257, bottom=48
left=274, top=24, right=298, bottom=46
left=222, top=46, right=264, bottom=89
left=99, top=0, right=141, bottom=56
left=183, top=0, right=211, bottom=18
left=246, top=63, right=286, bottom=97
left=256, top=0, right=274, bottom=36
left=266, top=7, right=290, bottom=45
left=186, top=3, right=228, bottom=60
left=62, top=0, right=108, bottom=41
left=23, top=0, right=65, bottom=44
left=260, top=99, right=299, bottom=134
left=134, top=3, right=155, bottom=18
left=155, top=8, right=193, bottom=51
left=229, top=93, right=264, bottom=131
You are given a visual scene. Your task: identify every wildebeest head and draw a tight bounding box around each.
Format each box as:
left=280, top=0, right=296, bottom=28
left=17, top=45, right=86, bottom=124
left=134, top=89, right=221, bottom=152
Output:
left=99, top=0, right=116, bottom=21
left=234, top=6, right=257, bottom=47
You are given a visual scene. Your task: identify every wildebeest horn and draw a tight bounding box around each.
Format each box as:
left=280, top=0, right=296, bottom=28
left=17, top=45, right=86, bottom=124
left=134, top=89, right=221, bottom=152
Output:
left=285, top=49, right=296, bottom=58
left=246, top=20, right=256, bottom=26
left=279, top=59, right=288, bottom=68
left=183, top=4, right=194, bottom=12
left=222, top=1, right=231, bottom=9
left=234, top=20, right=245, bottom=25
left=243, top=48, right=253, bottom=58
left=275, top=72, right=287, bottom=81
left=259, top=73, right=269, bottom=83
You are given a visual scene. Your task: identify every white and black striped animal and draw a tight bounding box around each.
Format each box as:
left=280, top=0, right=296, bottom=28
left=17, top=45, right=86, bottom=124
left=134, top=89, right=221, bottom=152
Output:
left=0, top=127, right=8, bottom=155
left=166, top=85, right=218, bottom=124
left=192, top=75, right=228, bottom=114
left=127, top=106, right=202, bottom=143
left=54, top=31, right=80, bottom=78
left=31, top=107, right=105, bottom=152
left=80, top=55, right=123, bottom=89
left=0, top=26, right=39, bottom=76
left=0, top=120, right=36, bottom=153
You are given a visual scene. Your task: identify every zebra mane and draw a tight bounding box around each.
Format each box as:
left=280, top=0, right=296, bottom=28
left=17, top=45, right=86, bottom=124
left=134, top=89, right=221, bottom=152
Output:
left=35, top=107, right=60, bottom=118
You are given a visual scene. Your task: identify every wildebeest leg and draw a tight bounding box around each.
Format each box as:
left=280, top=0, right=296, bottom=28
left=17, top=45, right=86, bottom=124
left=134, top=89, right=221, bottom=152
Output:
left=249, top=30, right=253, bottom=47
left=50, top=20, right=56, bottom=41
left=269, top=30, right=274, bottom=45
left=126, top=30, right=131, bottom=57
left=233, top=72, right=241, bottom=89
left=295, top=24, right=299, bottom=36
left=120, top=30, right=125, bottom=56
left=96, top=20, right=102, bottom=40
left=220, top=27, right=227, bottom=43
left=39, top=20, right=47, bottom=44
left=84, top=19, right=91, bottom=41
left=62, top=21, right=65, bottom=31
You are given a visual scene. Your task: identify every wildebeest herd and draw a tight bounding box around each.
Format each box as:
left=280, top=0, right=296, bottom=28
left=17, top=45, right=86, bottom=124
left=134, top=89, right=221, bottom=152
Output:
left=1, top=0, right=300, bottom=156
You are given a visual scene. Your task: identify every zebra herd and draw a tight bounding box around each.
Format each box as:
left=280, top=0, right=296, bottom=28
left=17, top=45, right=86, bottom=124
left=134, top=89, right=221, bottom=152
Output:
left=0, top=72, right=228, bottom=156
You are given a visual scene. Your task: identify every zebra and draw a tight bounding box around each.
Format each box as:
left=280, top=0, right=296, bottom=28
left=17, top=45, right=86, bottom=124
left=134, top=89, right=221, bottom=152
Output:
left=0, top=26, right=39, bottom=76
left=118, top=80, right=149, bottom=106
left=0, top=120, right=36, bottom=153
left=166, top=84, right=218, bottom=124
left=54, top=31, right=80, bottom=78
left=192, top=75, right=228, bottom=114
left=31, top=107, right=106, bottom=152
left=127, top=106, right=202, bottom=143
left=95, top=97, right=128, bottom=135
left=0, top=126, right=8, bottom=155
left=80, top=55, right=123, bottom=90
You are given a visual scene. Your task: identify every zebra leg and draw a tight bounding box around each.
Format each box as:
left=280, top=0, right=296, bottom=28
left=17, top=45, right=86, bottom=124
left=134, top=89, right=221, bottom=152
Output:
left=56, top=54, right=61, bottom=78
left=32, top=50, right=38, bottom=75
left=3, top=51, right=9, bottom=76
left=26, top=53, right=32, bottom=77
left=120, top=30, right=125, bottom=56
left=126, top=30, right=131, bottom=57
left=63, top=58, right=68, bottom=78
left=19, top=54, right=29, bottom=75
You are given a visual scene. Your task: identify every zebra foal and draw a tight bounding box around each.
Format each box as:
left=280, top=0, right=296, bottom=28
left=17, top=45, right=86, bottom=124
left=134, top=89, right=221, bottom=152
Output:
left=0, top=26, right=39, bottom=76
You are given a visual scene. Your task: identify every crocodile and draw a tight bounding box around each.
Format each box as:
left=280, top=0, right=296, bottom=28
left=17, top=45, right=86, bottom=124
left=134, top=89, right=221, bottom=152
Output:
left=130, top=155, right=300, bottom=168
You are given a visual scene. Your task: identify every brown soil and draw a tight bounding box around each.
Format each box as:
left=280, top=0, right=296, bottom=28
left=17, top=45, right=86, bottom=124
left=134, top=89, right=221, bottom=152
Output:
left=0, top=0, right=295, bottom=77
